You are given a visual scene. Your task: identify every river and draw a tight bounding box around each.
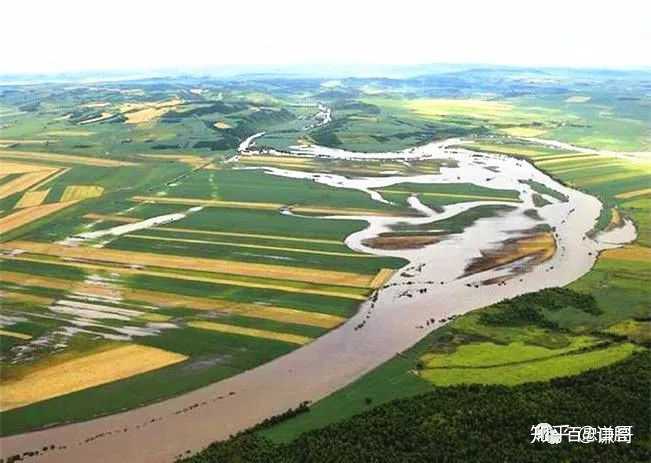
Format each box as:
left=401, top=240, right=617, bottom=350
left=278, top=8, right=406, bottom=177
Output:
left=0, top=139, right=635, bottom=462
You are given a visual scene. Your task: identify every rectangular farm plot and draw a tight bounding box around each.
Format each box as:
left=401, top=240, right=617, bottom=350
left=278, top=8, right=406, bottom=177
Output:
left=616, top=188, right=651, bottom=199
left=14, top=189, right=50, bottom=208
left=0, top=150, right=137, bottom=167
left=0, top=201, right=79, bottom=234
left=1, top=270, right=346, bottom=328
left=0, top=169, right=60, bottom=200
left=60, top=185, right=104, bottom=201
left=0, top=241, right=376, bottom=288
left=188, top=321, right=312, bottom=345
left=0, top=329, right=32, bottom=340
left=0, top=344, right=188, bottom=411
left=601, top=245, right=651, bottom=263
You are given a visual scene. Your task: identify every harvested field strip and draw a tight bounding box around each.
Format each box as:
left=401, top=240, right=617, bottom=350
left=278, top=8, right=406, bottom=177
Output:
left=576, top=172, right=648, bottom=186
left=379, top=190, right=521, bottom=202
left=43, top=131, right=94, bottom=137
left=0, top=241, right=373, bottom=288
left=14, top=189, right=50, bottom=208
left=83, top=215, right=342, bottom=245
left=0, top=256, right=368, bottom=300
left=0, top=344, right=188, bottom=411
left=0, top=150, right=137, bottom=167
left=60, top=185, right=104, bottom=202
left=529, top=153, right=593, bottom=162
left=0, top=139, right=54, bottom=145
left=465, top=143, right=571, bottom=158
left=131, top=196, right=403, bottom=217
left=1, top=162, right=57, bottom=174
left=534, top=154, right=611, bottom=166
left=125, top=234, right=370, bottom=258
left=138, top=154, right=207, bottom=168
left=615, top=188, right=651, bottom=199
left=238, top=160, right=320, bottom=170
left=0, top=169, right=59, bottom=200
left=188, top=321, right=311, bottom=345
left=0, top=290, right=55, bottom=306
left=601, top=245, right=651, bottom=263
left=0, top=271, right=345, bottom=328
left=132, top=196, right=282, bottom=210
left=0, top=201, right=78, bottom=234
left=84, top=213, right=140, bottom=223
left=157, top=227, right=342, bottom=245
left=27, top=168, right=70, bottom=191
left=0, top=329, right=32, bottom=340
left=241, top=155, right=312, bottom=165
left=549, top=162, right=625, bottom=175
left=369, top=269, right=396, bottom=288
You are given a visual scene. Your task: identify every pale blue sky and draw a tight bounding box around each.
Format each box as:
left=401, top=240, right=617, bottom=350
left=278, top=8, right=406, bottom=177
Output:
left=2, top=0, right=649, bottom=73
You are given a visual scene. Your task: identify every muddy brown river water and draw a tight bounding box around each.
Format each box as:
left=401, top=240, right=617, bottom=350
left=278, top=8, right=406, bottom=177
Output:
left=0, top=140, right=636, bottom=462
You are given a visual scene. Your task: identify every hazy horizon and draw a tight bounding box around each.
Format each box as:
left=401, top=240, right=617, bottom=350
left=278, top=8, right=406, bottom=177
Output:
left=3, top=0, right=650, bottom=74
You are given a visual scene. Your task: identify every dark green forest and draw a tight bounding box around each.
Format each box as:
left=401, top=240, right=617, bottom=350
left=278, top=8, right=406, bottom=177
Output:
left=181, top=350, right=650, bottom=462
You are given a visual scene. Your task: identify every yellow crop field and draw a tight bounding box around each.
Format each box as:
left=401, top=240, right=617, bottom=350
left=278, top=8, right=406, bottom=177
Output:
left=84, top=213, right=140, bottom=223
left=615, top=188, right=651, bottom=199
left=380, top=190, right=521, bottom=202
left=126, top=233, right=370, bottom=258
left=1, top=162, right=57, bottom=174
left=578, top=171, right=648, bottom=186
left=131, top=196, right=397, bottom=216
left=83, top=216, right=343, bottom=245
left=188, top=321, right=312, bottom=345
left=0, top=329, right=32, bottom=340
left=214, top=121, right=232, bottom=129
left=499, top=127, right=548, bottom=137
left=27, top=168, right=70, bottom=191
left=1, top=271, right=345, bottom=328
left=529, top=153, right=591, bottom=162
left=139, top=153, right=207, bottom=168
left=0, top=139, right=54, bottom=144
left=0, top=201, right=78, bottom=234
left=0, top=240, right=375, bottom=288
left=534, top=154, right=609, bottom=166
left=43, top=130, right=94, bottom=137
left=60, top=185, right=104, bottom=202
left=549, top=162, right=624, bottom=175
left=0, top=290, right=54, bottom=306
left=14, top=189, right=50, bottom=208
left=121, top=98, right=183, bottom=124
left=369, top=269, right=396, bottom=289
left=132, top=195, right=282, bottom=210
left=0, top=149, right=137, bottom=167
left=0, top=344, right=188, bottom=411
left=0, top=169, right=59, bottom=200
left=138, top=313, right=173, bottom=322
left=601, top=245, right=651, bottom=263
left=407, top=99, right=513, bottom=120
left=0, top=254, right=369, bottom=300
left=466, top=143, right=573, bottom=159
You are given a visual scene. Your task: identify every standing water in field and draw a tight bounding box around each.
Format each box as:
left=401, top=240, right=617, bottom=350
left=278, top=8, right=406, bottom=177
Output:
left=0, top=139, right=637, bottom=463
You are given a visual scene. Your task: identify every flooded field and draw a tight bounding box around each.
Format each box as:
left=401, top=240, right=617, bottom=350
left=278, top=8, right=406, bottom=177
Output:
left=0, top=139, right=636, bottom=462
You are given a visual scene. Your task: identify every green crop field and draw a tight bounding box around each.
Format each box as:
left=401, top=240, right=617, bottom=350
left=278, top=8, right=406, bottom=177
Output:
left=0, top=66, right=648, bottom=460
